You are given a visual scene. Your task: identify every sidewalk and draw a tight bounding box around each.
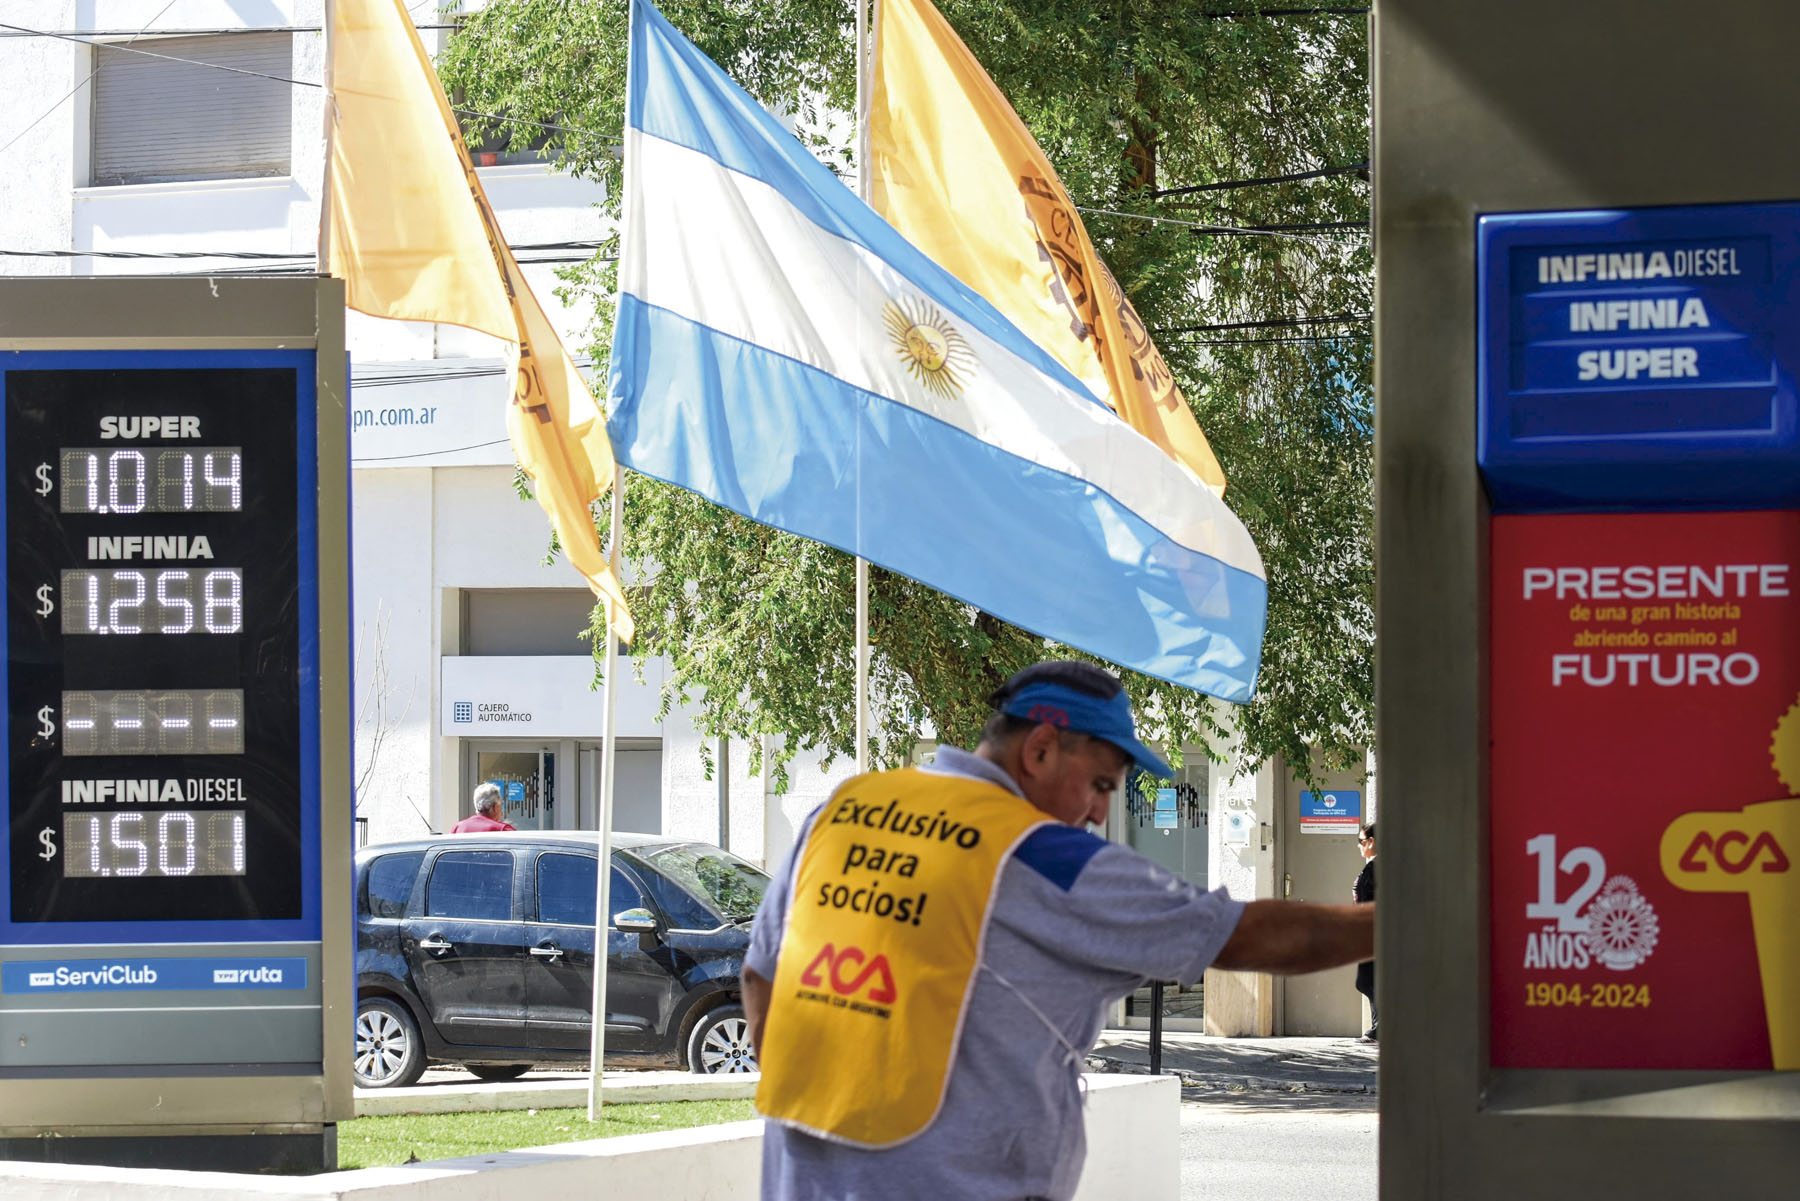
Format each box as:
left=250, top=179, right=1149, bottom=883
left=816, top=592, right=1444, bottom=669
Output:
left=1087, top=1031, right=1378, bottom=1096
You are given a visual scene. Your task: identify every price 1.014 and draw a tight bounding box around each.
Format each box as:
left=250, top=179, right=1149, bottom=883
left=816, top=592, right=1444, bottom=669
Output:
left=55, top=447, right=242, bottom=514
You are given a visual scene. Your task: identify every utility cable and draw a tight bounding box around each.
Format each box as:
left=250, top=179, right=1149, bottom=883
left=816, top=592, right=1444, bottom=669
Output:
left=1151, top=313, right=1371, bottom=335
left=1149, top=163, right=1367, bottom=200
left=0, top=0, right=182, bottom=155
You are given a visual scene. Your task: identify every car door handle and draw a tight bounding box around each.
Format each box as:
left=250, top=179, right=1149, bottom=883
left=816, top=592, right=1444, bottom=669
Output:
left=417, top=936, right=454, bottom=952
left=530, top=945, right=564, bottom=961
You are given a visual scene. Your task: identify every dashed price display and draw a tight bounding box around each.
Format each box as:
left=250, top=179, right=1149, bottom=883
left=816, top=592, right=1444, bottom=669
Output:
left=61, top=689, right=244, bottom=757
left=62, top=809, right=246, bottom=878
left=60, top=568, right=243, bottom=635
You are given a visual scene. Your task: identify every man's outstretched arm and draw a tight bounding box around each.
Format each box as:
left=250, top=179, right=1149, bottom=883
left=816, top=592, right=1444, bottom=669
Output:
left=742, top=965, right=773, bottom=1059
left=1211, top=901, right=1374, bottom=975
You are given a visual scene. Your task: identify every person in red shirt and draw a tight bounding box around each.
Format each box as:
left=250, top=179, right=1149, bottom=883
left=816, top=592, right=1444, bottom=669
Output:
left=450, top=782, right=516, bottom=833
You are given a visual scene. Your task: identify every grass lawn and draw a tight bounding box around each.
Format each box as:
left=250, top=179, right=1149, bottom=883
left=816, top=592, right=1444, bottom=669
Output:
left=336, top=1100, right=758, bottom=1169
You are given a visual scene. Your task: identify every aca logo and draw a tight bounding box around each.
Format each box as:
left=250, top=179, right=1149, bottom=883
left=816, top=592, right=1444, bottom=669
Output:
left=1676, top=830, right=1791, bottom=874
left=1662, top=799, right=1800, bottom=894
left=799, top=942, right=898, bottom=1004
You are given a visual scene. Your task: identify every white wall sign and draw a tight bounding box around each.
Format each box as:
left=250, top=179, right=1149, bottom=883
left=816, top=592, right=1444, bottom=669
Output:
left=440, top=656, right=666, bottom=739
left=351, top=360, right=514, bottom=468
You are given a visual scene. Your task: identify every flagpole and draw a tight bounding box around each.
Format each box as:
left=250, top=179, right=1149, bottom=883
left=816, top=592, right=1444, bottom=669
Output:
left=318, top=0, right=336, bottom=269
left=853, top=0, right=874, bottom=773
left=587, top=475, right=625, bottom=1120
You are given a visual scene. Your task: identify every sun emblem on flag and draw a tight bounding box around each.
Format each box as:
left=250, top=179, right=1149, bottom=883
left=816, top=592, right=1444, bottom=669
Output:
left=883, top=296, right=976, bottom=400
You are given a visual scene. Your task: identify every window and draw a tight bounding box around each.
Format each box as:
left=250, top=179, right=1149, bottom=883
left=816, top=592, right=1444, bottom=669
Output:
left=90, top=33, right=292, bottom=186
left=536, top=853, right=648, bottom=926
left=426, top=851, right=515, bottom=921
left=631, top=845, right=768, bottom=928
left=363, top=851, right=426, bottom=919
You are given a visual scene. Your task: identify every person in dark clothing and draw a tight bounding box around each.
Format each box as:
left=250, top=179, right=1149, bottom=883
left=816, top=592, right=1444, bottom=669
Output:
left=1353, top=823, right=1377, bottom=1042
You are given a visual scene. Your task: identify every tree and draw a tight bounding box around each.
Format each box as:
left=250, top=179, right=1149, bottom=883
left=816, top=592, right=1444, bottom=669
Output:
left=439, top=1, right=1372, bottom=785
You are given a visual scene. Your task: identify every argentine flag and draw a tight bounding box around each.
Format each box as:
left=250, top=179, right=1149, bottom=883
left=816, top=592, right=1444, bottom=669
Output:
left=608, top=0, right=1267, bottom=702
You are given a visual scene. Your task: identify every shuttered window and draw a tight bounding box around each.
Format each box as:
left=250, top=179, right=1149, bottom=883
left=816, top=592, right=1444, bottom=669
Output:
left=90, top=34, right=292, bottom=187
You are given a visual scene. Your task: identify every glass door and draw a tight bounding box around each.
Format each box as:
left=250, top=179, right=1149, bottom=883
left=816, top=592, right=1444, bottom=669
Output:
left=1121, top=764, right=1209, bottom=1028
left=470, top=745, right=555, bottom=831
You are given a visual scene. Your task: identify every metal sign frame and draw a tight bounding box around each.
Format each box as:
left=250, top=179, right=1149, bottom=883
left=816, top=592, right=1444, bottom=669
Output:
left=1376, top=2, right=1800, bottom=1196
left=0, top=278, right=351, bottom=1167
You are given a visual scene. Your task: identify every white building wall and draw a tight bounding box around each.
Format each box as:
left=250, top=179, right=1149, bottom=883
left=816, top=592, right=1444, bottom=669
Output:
left=350, top=468, right=436, bottom=845
left=1, top=2, right=78, bottom=274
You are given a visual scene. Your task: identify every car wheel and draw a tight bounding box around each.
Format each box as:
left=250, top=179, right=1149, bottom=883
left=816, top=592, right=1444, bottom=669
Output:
left=687, top=1003, right=757, bottom=1074
left=466, top=1063, right=532, bottom=1082
left=354, top=997, right=427, bottom=1089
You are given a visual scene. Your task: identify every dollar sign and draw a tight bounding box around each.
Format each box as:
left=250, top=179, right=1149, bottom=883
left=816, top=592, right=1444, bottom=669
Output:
left=35, top=584, right=53, bottom=618
left=38, top=828, right=56, bottom=861
left=37, top=705, right=55, bottom=739
left=34, top=463, right=52, bottom=496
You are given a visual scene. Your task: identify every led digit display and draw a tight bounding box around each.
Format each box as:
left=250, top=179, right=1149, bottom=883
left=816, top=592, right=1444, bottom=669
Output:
left=63, top=810, right=246, bottom=878
left=60, top=568, right=244, bottom=635
left=59, top=447, right=243, bottom=514
left=62, top=690, right=244, bottom=756
left=5, top=363, right=305, bottom=926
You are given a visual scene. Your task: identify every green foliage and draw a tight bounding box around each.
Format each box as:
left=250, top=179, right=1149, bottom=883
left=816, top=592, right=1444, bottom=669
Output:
left=440, top=1, right=1372, bottom=785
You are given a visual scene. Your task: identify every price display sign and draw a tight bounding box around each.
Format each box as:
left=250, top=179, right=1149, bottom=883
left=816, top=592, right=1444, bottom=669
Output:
left=2, top=351, right=319, bottom=940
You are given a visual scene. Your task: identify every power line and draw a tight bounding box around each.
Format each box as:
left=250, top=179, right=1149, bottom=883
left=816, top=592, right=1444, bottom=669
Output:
left=0, top=25, right=462, bottom=38
left=1195, top=6, right=1368, bottom=15
left=0, top=0, right=182, bottom=156
left=1150, top=163, right=1367, bottom=199
left=0, top=21, right=605, bottom=143
left=1203, top=219, right=1368, bottom=234
left=0, top=18, right=1362, bottom=210
left=0, top=11, right=1367, bottom=39
left=1167, top=331, right=1371, bottom=346
left=1151, top=313, right=1371, bottom=335
left=1074, top=204, right=1343, bottom=245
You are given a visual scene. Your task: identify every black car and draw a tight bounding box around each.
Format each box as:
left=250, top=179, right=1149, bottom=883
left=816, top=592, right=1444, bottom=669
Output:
left=353, top=831, right=768, bottom=1087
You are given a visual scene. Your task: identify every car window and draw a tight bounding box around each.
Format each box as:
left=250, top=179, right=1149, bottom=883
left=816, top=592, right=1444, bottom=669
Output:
left=425, top=850, right=515, bottom=921
left=363, top=851, right=425, bottom=919
left=536, top=853, right=648, bottom=926
left=631, top=844, right=770, bottom=927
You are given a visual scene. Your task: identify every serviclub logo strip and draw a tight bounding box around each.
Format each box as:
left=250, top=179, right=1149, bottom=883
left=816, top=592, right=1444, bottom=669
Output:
left=1, top=957, right=308, bottom=993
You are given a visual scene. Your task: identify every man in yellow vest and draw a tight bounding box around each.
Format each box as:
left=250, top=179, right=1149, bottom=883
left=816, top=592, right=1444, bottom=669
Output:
left=742, top=659, right=1375, bottom=1201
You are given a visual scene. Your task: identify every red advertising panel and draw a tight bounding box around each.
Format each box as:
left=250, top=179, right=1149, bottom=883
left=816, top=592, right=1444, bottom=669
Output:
left=1491, top=511, right=1800, bottom=1070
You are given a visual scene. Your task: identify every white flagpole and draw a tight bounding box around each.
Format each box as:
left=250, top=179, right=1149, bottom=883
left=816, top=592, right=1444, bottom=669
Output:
left=318, top=0, right=336, bottom=269
left=853, top=0, right=875, bottom=773
left=587, top=475, right=626, bottom=1120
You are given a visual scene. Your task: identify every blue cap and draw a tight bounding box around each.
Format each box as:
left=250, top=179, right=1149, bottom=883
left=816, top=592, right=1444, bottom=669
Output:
left=1001, top=682, right=1173, bottom=779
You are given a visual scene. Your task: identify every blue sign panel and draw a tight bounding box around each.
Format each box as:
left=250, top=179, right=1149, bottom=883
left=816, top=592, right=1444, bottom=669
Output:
left=1478, top=203, right=1800, bottom=511
left=0, top=350, right=322, bottom=946
left=1153, top=787, right=1179, bottom=829
left=1299, top=790, right=1361, bottom=834
left=2, top=956, right=308, bottom=994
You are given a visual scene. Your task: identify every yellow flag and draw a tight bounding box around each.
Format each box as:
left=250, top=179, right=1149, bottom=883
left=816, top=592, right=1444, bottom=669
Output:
left=325, top=0, right=634, bottom=640
left=870, top=0, right=1227, bottom=495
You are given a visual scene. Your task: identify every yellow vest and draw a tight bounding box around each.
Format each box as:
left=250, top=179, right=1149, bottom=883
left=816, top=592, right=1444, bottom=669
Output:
left=756, top=767, right=1048, bottom=1147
